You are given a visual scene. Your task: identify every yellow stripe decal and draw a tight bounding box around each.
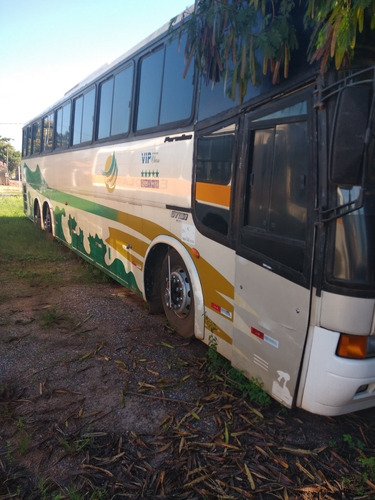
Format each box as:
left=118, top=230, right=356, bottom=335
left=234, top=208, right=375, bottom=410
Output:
left=205, top=315, right=233, bottom=345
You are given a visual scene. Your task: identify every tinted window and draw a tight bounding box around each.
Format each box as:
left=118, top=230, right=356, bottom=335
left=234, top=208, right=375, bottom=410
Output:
left=160, top=37, right=194, bottom=124
left=198, top=68, right=271, bottom=122
left=27, top=126, right=32, bottom=156
left=32, top=120, right=41, bottom=154
left=241, top=105, right=309, bottom=272
left=98, top=65, right=133, bottom=139
left=137, top=37, right=194, bottom=131
left=98, top=79, right=113, bottom=139
left=22, top=129, right=27, bottom=157
left=43, top=113, right=54, bottom=152
left=111, top=67, right=132, bottom=135
left=73, top=88, right=95, bottom=145
left=73, top=96, right=83, bottom=145
left=247, top=122, right=308, bottom=240
left=194, top=123, right=236, bottom=236
left=56, top=102, right=71, bottom=149
left=137, top=48, right=164, bottom=130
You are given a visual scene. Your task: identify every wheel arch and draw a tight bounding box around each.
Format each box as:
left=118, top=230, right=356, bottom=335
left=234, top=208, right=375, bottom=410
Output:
left=144, top=236, right=205, bottom=339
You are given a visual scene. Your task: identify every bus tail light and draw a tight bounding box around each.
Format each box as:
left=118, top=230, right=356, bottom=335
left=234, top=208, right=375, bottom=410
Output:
left=337, top=334, right=375, bottom=359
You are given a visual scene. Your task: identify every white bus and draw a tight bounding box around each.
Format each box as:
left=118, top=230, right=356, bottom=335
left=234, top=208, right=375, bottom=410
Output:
left=22, top=8, right=375, bottom=416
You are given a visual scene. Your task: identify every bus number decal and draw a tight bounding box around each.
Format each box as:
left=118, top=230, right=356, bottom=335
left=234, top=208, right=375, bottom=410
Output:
left=171, top=211, right=188, bottom=221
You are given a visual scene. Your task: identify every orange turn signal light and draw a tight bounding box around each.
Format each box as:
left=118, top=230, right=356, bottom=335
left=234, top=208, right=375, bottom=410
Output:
left=191, top=248, right=200, bottom=259
left=337, top=334, right=367, bottom=359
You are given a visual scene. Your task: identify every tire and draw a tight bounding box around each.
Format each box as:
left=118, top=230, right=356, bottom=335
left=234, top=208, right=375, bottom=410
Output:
left=43, top=205, right=52, bottom=233
left=34, top=203, right=42, bottom=228
left=160, top=249, right=195, bottom=338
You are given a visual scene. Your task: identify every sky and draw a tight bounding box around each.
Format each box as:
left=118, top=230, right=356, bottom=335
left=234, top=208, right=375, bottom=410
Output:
left=0, top=0, right=192, bottom=151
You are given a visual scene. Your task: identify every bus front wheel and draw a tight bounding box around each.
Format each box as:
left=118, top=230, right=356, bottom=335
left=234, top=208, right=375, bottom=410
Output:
left=161, top=249, right=195, bottom=338
left=34, top=202, right=41, bottom=228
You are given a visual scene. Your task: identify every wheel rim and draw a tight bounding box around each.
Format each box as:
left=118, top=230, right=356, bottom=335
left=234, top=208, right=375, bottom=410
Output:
left=164, top=269, right=191, bottom=318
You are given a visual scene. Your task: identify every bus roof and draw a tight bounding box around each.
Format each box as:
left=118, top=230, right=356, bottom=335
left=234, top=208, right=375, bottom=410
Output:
left=24, top=5, right=193, bottom=126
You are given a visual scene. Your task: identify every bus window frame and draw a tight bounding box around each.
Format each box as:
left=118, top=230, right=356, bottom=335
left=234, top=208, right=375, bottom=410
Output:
left=54, top=100, right=72, bottom=151
left=31, top=119, right=42, bottom=156
left=134, top=39, right=196, bottom=136
left=192, top=117, right=240, bottom=248
left=95, top=62, right=134, bottom=143
left=235, top=89, right=316, bottom=288
left=42, top=112, right=55, bottom=153
left=72, top=85, right=96, bottom=147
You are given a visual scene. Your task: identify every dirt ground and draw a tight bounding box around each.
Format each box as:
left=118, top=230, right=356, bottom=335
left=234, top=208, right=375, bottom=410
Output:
left=0, top=258, right=375, bottom=498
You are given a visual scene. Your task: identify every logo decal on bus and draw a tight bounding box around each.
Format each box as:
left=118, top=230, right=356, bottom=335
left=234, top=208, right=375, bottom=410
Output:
left=103, top=154, right=118, bottom=193
left=141, top=152, right=159, bottom=164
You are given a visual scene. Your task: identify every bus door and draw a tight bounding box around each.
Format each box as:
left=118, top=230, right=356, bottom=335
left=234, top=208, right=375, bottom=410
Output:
left=232, top=93, right=315, bottom=408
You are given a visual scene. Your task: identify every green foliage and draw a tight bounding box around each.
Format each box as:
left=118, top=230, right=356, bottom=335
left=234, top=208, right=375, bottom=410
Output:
left=0, top=196, right=111, bottom=289
left=207, top=335, right=271, bottom=406
left=308, top=0, right=375, bottom=71
left=343, top=432, right=365, bottom=451
left=60, top=436, right=92, bottom=454
left=16, top=417, right=32, bottom=455
left=359, top=456, right=375, bottom=482
left=343, top=433, right=375, bottom=490
left=0, top=136, right=21, bottom=175
left=173, top=0, right=375, bottom=103
left=40, top=307, right=60, bottom=327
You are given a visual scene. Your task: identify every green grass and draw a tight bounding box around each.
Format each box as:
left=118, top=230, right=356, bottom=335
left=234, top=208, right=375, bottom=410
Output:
left=0, top=196, right=68, bottom=261
left=206, top=334, right=271, bottom=407
left=0, top=195, right=111, bottom=289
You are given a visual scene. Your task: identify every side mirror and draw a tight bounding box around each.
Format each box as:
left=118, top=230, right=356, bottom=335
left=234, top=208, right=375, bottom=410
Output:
left=330, top=86, right=371, bottom=186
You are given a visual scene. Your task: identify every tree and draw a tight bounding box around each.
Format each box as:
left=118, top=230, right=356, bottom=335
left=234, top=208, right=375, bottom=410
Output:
left=0, top=136, right=21, bottom=177
left=173, top=0, right=375, bottom=103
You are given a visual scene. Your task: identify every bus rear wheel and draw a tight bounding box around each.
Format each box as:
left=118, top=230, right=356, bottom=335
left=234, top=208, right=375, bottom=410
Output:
left=43, top=205, right=52, bottom=233
left=161, top=249, right=194, bottom=338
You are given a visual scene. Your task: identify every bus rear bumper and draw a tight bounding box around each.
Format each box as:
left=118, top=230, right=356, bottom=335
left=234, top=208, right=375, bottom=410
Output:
left=299, top=326, right=375, bottom=416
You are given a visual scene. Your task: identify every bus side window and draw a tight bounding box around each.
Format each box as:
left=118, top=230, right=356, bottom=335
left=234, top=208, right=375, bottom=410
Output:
left=73, top=88, right=95, bottom=145
left=27, top=126, right=32, bottom=156
left=97, top=65, right=133, bottom=140
left=136, top=36, right=193, bottom=131
left=194, top=123, right=236, bottom=237
left=160, top=36, right=194, bottom=125
left=242, top=115, right=309, bottom=272
left=136, top=48, right=164, bottom=131
left=32, top=120, right=41, bottom=155
left=43, top=113, right=54, bottom=152
left=55, top=102, right=71, bottom=149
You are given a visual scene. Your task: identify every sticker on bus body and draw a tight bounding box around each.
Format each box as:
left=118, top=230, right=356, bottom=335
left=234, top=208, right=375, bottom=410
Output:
left=171, top=211, right=188, bottom=221
left=181, top=224, right=195, bottom=245
left=141, top=179, right=159, bottom=189
left=251, top=327, right=279, bottom=349
left=211, top=302, right=233, bottom=320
